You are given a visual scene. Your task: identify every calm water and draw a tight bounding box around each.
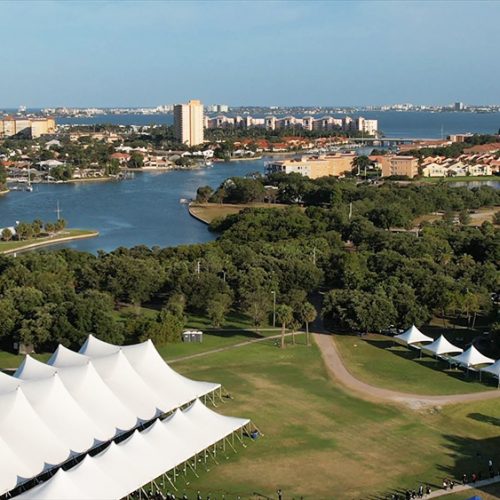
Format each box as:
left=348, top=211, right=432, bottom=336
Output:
left=59, top=111, right=500, bottom=139
left=0, top=160, right=266, bottom=253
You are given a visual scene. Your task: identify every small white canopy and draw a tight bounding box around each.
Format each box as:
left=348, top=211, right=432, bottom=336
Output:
left=422, top=335, right=463, bottom=356
left=451, top=345, right=495, bottom=368
left=394, top=325, right=433, bottom=345
left=481, top=359, right=500, bottom=379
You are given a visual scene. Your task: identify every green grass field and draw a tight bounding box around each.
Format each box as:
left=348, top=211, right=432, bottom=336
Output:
left=169, top=339, right=500, bottom=499
left=335, top=334, right=496, bottom=395
left=0, top=229, right=97, bottom=253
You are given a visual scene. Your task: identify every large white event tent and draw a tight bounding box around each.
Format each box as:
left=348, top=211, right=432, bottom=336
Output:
left=481, top=360, right=500, bottom=386
left=394, top=325, right=433, bottom=346
left=0, top=336, right=251, bottom=499
left=451, top=345, right=495, bottom=369
left=15, top=400, right=250, bottom=500
left=421, top=335, right=463, bottom=358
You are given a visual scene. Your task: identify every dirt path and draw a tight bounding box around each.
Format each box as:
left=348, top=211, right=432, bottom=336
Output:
left=168, top=331, right=296, bottom=364
left=313, top=332, right=500, bottom=409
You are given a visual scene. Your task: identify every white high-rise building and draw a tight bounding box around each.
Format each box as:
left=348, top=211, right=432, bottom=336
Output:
left=173, top=99, right=204, bottom=146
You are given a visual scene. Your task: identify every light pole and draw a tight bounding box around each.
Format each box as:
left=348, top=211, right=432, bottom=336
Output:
left=271, top=291, right=276, bottom=328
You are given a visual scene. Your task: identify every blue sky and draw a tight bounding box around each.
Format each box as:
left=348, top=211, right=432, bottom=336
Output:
left=1, top=0, right=499, bottom=107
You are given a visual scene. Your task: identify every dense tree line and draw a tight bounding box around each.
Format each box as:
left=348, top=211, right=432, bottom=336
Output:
left=0, top=176, right=498, bottom=354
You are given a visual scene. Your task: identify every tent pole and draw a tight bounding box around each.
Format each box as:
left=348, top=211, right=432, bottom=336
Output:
left=253, top=422, right=264, bottom=437
left=235, top=429, right=247, bottom=448
left=226, top=434, right=238, bottom=453
left=165, top=473, right=178, bottom=492
left=187, top=459, right=199, bottom=478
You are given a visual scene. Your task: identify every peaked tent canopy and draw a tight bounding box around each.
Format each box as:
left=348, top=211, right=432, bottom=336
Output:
left=14, top=399, right=250, bottom=500
left=422, top=335, right=463, bottom=356
left=451, top=345, right=494, bottom=368
left=79, top=335, right=221, bottom=407
left=394, top=325, right=433, bottom=345
left=481, top=359, right=500, bottom=378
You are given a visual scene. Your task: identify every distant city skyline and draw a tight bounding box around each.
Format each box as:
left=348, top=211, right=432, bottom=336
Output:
left=1, top=0, right=499, bottom=108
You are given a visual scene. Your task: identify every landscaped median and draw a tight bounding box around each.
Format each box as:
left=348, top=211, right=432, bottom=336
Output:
left=0, top=229, right=99, bottom=254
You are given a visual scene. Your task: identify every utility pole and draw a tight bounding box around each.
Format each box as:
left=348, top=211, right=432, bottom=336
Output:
left=271, top=291, right=276, bottom=328
left=196, top=260, right=201, bottom=276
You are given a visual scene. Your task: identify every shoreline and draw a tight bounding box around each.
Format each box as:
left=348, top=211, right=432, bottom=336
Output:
left=0, top=231, right=99, bottom=255
left=188, top=202, right=210, bottom=225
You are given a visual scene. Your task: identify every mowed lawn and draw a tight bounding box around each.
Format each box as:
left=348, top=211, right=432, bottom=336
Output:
left=0, top=229, right=97, bottom=253
left=189, top=202, right=289, bottom=224
left=171, top=339, right=500, bottom=499
left=335, top=334, right=496, bottom=395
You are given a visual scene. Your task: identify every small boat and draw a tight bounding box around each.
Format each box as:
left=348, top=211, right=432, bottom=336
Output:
left=179, top=198, right=189, bottom=204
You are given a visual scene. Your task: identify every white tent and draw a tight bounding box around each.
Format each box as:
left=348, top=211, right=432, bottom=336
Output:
left=80, top=335, right=221, bottom=407
left=121, top=340, right=221, bottom=405
left=421, top=335, right=463, bottom=357
left=48, top=345, right=90, bottom=367
left=0, top=388, right=70, bottom=494
left=79, top=334, right=120, bottom=357
left=394, top=325, right=433, bottom=345
left=451, top=345, right=495, bottom=368
left=14, top=399, right=250, bottom=500
left=90, top=350, right=164, bottom=421
left=14, top=469, right=89, bottom=500
left=3, top=338, right=250, bottom=499
left=17, top=374, right=109, bottom=452
left=480, top=360, right=500, bottom=386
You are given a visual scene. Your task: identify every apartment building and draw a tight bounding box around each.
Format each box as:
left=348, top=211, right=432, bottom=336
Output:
left=0, top=116, right=56, bottom=138
left=266, top=153, right=356, bottom=179
left=173, top=99, right=204, bottom=146
left=380, top=155, right=419, bottom=178
left=204, top=113, right=378, bottom=135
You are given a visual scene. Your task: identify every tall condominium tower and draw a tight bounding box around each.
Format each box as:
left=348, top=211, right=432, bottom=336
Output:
left=173, top=99, right=204, bottom=146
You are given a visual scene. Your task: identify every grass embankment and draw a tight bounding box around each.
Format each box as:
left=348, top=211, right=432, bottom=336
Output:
left=335, top=334, right=495, bottom=395
left=0, top=229, right=98, bottom=254
left=188, top=202, right=289, bottom=224
left=170, top=340, right=500, bottom=499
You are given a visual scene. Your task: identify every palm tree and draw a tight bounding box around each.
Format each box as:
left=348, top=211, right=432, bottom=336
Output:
left=275, top=304, right=293, bottom=349
left=300, top=302, right=317, bottom=347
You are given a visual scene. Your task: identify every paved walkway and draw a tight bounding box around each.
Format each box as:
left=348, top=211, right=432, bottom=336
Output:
left=168, top=331, right=297, bottom=364
left=426, top=475, right=500, bottom=498
left=313, top=332, right=500, bottom=409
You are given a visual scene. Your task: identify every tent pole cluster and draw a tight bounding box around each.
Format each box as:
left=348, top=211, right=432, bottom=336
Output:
left=0, top=335, right=257, bottom=500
